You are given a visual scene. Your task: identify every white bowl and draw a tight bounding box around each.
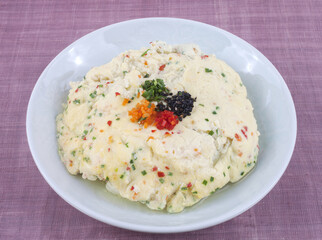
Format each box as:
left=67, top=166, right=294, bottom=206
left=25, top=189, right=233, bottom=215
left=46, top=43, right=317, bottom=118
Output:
left=26, top=18, right=297, bottom=233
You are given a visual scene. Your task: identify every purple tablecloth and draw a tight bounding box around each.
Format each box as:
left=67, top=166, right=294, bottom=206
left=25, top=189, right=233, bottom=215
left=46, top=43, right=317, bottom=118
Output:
left=1, top=0, right=321, bottom=239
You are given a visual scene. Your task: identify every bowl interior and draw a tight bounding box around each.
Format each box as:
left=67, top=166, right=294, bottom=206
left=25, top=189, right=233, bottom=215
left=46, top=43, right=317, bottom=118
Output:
left=27, top=18, right=296, bottom=233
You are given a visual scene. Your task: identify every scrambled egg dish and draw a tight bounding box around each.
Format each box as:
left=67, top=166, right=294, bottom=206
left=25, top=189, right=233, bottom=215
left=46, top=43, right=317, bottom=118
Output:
left=56, top=41, right=259, bottom=213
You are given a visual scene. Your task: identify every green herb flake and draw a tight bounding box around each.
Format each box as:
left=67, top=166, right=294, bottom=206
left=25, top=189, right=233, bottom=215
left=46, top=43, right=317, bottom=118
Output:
left=192, top=191, right=198, bottom=194
left=73, top=99, right=80, bottom=104
left=92, top=136, right=96, bottom=140
left=71, top=150, right=76, bottom=157
left=141, top=170, right=147, bottom=176
left=210, top=176, right=214, bottom=182
left=205, top=68, right=213, bottom=73
left=205, top=118, right=209, bottom=122
left=83, top=157, right=90, bottom=162
left=216, top=129, right=219, bottom=135
left=125, top=143, right=129, bottom=148
left=208, top=130, right=214, bottom=136
left=141, top=49, right=150, bottom=57
left=212, top=111, right=217, bottom=115
left=202, top=180, right=208, bottom=186
left=116, top=117, right=120, bottom=121
left=89, top=91, right=97, bottom=99
left=138, top=117, right=147, bottom=122
left=144, top=73, right=150, bottom=78
left=168, top=172, right=173, bottom=176
left=216, top=106, right=220, bottom=110
left=97, top=84, right=103, bottom=88
left=123, top=71, right=128, bottom=75
left=159, top=178, right=165, bottom=184
left=221, top=73, right=226, bottom=77
left=223, top=172, right=226, bottom=177
left=199, top=104, right=204, bottom=107
left=102, top=93, right=105, bottom=97
left=240, top=171, right=245, bottom=176
left=120, top=174, right=124, bottom=179
left=228, top=166, right=231, bottom=169
left=131, top=165, right=136, bottom=170
left=83, top=130, right=88, bottom=135
left=247, top=162, right=252, bottom=167
left=99, top=113, right=103, bottom=117
left=105, top=176, right=109, bottom=181
left=181, top=187, right=188, bottom=190
left=101, top=164, right=105, bottom=168
left=87, top=115, right=91, bottom=119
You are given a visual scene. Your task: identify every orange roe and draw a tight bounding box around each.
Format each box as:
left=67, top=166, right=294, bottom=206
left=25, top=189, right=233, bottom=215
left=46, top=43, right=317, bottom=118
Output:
left=128, top=99, right=157, bottom=128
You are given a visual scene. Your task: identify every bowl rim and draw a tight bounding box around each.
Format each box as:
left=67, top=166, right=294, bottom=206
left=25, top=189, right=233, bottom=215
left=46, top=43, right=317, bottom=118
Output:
left=26, top=17, right=297, bottom=233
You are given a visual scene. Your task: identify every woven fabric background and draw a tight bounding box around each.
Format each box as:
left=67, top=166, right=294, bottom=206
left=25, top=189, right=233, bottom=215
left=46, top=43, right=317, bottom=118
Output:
left=1, top=0, right=321, bottom=239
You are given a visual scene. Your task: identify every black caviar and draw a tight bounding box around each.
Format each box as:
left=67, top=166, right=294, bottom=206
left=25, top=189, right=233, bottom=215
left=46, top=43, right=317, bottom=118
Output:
left=156, top=91, right=196, bottom=120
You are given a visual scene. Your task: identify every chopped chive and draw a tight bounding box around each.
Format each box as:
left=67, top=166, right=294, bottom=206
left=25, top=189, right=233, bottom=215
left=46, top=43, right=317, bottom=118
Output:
left=159, top=178, right=164, bottom=183
left=116, top=118, right=120, bottom=121
left=205, top=68, right=213, bottom=73
left=223, top=172, right=226, bottom=177
left=83, top=130, right=88, bottom=135
left=241, top=171, right=245, bottom=176
left=192, top=191, right=198, bottom=194
left=125, top=143, right=129, bottom=148
left=168, top=172, right=173, bottom=176
left=101, top=164, right=105, bottom=168
left=73, top=99, right=80, bottom=104
left=247, top=162, right=252, bottom=167
left=87, top=116, right=91, bottom=119
left=212, top=111, right=217, bottom=115
left=71, top=150, right=76, bottom=157
left=208, top=130, right=214, bottom=136
left=228, top=166, right=231, bottom=169
left=221, top=73, right=226, bottom=77
left=141, top=170, right=147, bottom=176
left=216, top=129, right=219, bottom=135
left=89, top=91, right=97, bottom=98
left=138, top=117, right=147, bottom=122
left=102, top=93, right=105, bottom=97
left=181, top=187, right=187, bottom=190
left=205, top=118, right=209, bottom=122
left=97, top=84, right=103, bottom=88
left=215, top=187, right=220, bottom=191
left=130, top=160, right=134, bottom=164
left=141, top=49, right=150, bottom=57
left=105, top=176, right=109, bottom=181
left=92, top=136, right=96, bottom=140
left=123, top=71, right=128, bottom=75
left=144, top=73, right=150, bottom=78
left=120, top=174, right=124, bottom=179
left=216, top=106, right=220, bottom=110
left=131, top=165, right=136, bottom=170
left=210, top=176, right=214, bottom=182
left=202, top=180, right=208, bottom=185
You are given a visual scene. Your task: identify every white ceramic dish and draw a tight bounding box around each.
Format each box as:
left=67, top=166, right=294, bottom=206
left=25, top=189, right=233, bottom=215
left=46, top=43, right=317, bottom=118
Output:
left=26, top=18, right=297, bottom=233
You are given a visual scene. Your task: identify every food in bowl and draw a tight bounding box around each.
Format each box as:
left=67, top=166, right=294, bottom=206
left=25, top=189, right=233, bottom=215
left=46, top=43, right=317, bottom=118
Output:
left=56, top=41, right=259, bottom=213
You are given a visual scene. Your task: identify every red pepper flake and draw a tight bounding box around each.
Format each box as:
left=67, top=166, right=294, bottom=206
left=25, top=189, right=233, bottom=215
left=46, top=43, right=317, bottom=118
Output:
left=201, top=55, right=209, bottom=59
left=235, top=133, right=242, bottom=141
left=241, top=129, right=248, bottom=139
left=126, top=166, right=131, bottom=171
left=151, top=130, right=156, bottom=133
left=155, top=110, right=179, bottom=131
left=75, top=88, right=79, bottom=93
left=126, top=55, right=129, bottom=58
left=165, top=166, right=170, bottom=170
left=83, top=137, right=87, bottom=140
left=244, top=126, right=248, bottom=131
left=107, top=121, right=112, bottom=126
left=130, top=186, right=134, bottom=191
left=159, top=64, right=166, bottom=71
left=187, top=182, right=192, bottom=188
left=152, top=166, right=158, bottom=172
left=68, top=100, right=71, bottom=104
left=108, top=148, right=111, bottom=152
left=115, top=92, right=121, bottom=96
left=157, top=171, right=165, bottom=177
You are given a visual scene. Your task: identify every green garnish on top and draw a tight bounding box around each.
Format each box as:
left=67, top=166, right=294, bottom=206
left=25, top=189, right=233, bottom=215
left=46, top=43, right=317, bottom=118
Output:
left=205, top=68, right=213, bottom=73
left=141, top=49, right=150, bottom=57
left=141, top=79, right=170, bottom=101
